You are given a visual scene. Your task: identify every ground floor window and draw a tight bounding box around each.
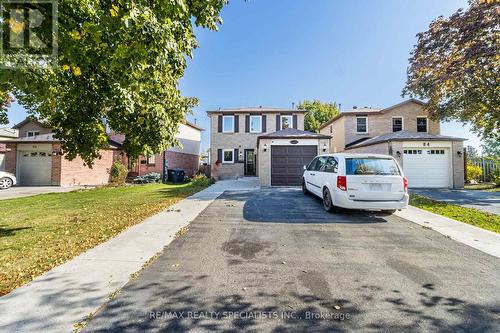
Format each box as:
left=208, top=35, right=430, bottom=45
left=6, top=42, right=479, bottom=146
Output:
left=223, top=149, right=234, bottom=163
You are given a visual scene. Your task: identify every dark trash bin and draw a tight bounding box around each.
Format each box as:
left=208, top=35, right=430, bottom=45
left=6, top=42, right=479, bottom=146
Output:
left=167, top=169, right=185, bottom=183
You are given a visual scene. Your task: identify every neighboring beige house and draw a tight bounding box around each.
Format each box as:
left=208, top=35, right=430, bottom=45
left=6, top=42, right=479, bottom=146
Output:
left=318, top=99, right=466, bottom=189
left=208, top=107, right=330, bottom=186
left=0, top=127, right=18, bottom=171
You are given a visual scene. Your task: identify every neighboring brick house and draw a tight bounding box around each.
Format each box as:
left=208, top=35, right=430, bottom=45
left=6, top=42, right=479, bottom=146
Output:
left=1, top=118, right=202, bottom=186
left=318, top=99, right=466, bottom=188
left=208, top=107, right=330, bottom=187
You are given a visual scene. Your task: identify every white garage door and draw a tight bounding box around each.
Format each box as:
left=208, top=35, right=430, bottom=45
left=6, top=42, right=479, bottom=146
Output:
left=18, top=150, right=52, bottom=185
left=403, top=148, right=451, bottom=188
left=0, top=153, right=5, bottom=171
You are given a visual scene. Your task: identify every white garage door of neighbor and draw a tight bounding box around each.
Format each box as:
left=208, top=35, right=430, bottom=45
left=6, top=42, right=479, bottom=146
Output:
left=18, top=150, right=52, bottom=185
left=403, top=148, right=451, bottom=188
left=0, top=153, right=5, bottom=171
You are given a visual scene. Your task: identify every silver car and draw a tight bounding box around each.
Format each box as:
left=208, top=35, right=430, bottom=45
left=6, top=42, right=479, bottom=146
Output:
left=0, top=171, right=17, bottom=189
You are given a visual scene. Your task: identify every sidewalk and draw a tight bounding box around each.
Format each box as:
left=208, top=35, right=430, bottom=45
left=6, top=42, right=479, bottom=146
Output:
left=396, top=206, right=500, bottom=258
left=0, top=178, right=259, bottom=333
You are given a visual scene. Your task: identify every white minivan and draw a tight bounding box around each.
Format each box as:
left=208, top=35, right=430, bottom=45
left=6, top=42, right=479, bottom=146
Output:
left=302, top=153, right=409, bottom=213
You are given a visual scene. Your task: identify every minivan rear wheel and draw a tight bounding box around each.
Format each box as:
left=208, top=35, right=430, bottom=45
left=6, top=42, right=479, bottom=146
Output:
left=323, top=188, right=335, bottom=212
left=0, top=177, right=13, bottom=190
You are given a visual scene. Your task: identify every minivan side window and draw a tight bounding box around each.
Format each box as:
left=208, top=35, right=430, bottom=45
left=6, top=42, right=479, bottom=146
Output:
left=322, top=157, right=338, bottom=173
left=306, top=158, right=318, bottom=171
left=314, top=156, right=328, bottom=171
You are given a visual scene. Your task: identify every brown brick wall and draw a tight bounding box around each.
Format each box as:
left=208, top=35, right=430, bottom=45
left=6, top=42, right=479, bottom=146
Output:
left=59, top=149, right=118, bottom=186
left=4, top=143, right=16, bottom=174
left=136, top=151, right=199, bottom=178
left=51, top=143, right=62, bottom=185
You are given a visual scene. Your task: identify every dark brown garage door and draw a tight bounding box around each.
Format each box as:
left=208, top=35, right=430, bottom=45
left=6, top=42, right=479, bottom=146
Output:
left=271, top=145, right=317, bottom=186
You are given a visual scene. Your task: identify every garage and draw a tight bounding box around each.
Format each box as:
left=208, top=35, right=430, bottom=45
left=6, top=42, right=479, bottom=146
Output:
left=17, top=144, right=52, bottom=186
left=403, top=148, right=452, bottom=188
left=271, top=145, right=317, bottom=186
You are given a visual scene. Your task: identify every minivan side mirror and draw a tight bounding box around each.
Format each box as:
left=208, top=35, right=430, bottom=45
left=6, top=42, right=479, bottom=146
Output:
left=303, top=165, right=307, bottom=170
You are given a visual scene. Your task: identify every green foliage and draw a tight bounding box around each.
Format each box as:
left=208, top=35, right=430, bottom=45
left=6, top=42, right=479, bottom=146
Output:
left=109, top=161, right=128, bottom=185
left=190, top=174, right=214, bottom=187
left=403, top=0, right=499, bottom=141
left=298, top=100, right=339, bottom=133
left=490, top=168, right=500, bottom=186
left=0, top=0, right=228, bottom=166
left=134, top=172, right=162, bottom=184
left=466, top=146, right=479, bottom=160
left=466, top=164, right=483, bottom=183
left=481, top=137, right=500, bottom=159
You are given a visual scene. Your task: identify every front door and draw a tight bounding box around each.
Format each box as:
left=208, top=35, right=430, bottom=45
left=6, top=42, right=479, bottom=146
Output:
left=244, top=149, right=256, bottom=176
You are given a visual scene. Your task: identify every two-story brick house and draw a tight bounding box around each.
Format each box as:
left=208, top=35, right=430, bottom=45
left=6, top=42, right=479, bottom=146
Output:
left=318, top=99, right=466, bottom=188
left=1, top=117, right=202, bottom=186
left=208, top=107, right=330, bottom=187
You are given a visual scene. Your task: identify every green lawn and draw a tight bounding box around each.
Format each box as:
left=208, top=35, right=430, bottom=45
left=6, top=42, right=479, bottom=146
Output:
left=0, top=182, right=208, bottom=296
left=464, top=183, right=500, bottom=192
left=409, top=194, right=500, bottom=234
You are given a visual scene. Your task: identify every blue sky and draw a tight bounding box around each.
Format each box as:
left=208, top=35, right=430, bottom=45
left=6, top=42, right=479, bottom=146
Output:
left=6, top=0, right=482, bottom=151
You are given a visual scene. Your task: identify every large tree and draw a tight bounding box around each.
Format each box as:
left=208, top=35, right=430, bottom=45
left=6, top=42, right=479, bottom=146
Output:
left=298, top=100, right=339, bottom=133
left=403, top=0, right=499, bottom=141
left=0, top=0, right=227, bottom=165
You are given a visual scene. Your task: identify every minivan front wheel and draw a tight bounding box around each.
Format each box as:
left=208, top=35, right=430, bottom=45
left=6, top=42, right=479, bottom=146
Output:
left=302, top=179, right=308, bottom=195
left=323, top=188, right=335, bottom=212
left=0, top=177, right=13, bottom=189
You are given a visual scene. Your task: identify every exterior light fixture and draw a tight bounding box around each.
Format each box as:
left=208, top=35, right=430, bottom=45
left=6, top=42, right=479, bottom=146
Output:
left=322, top=143, right=327, bottom=152
left=263, top=144, right=268, bottom=152
left=396, top=151, right=401, bottom=158
left=457, top=150, right=463, bottom=157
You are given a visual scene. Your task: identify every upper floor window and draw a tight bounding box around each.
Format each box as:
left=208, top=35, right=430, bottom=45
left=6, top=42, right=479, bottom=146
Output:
left=392, top=117, right=403, bottom=132
left=356, top=117, right=367, bottom=133
left=280, top=115, right=293, bottom=130
left=26, top=131, right=40, bottom=137
left=223, top=116, right=234, bottom=133
left=250, top=115, right=262, bottom=133
left=417, top=117, right=427, bottom=132
left=147, top=155, right=155, bottom=165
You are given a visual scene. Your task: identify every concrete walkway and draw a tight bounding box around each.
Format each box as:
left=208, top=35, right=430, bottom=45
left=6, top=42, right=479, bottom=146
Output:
left=0, top=186, right=89, bottom=200
left=0, top=178, right=259, bottom=333
left=396, top=206, right=500, bottom=258
left=411, top=188, right=500, bottom=215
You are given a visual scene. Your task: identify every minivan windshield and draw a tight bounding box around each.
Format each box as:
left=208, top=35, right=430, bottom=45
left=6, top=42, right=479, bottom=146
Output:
left=345, top=158, right=400, bottom=176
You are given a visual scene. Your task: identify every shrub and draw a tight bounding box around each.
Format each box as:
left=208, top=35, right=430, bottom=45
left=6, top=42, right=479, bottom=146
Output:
left=490, top=168, right=500, bottom=186
left=110, top=161, right=128, bottom=185
left=191, top=174, right=214, bottom=187
left=134, top=172, right=162, bottom=184
left=466, top=164, right=483, bottom=183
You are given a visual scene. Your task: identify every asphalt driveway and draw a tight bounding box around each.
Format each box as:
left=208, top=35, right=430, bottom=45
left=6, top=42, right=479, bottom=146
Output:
left=83, top=188, right=500, bottom=333
left=411, top=188, right=500, bottom=215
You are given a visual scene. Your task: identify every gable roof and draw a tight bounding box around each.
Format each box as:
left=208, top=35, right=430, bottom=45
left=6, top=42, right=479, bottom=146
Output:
left=345, top=131, right=466, bottom=149
left=318, top=99, right=427, bottom=131
left=207, top=107, right=307, bottom=115
left=12, top=117, right=50, bottom=129
left=184, top=120, right=204, bottom=131
left=0, top=127, right=18, bottom=138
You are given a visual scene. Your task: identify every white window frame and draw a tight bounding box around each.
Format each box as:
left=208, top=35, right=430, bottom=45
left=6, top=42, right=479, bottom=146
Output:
left=280, top=115, right=293, bottom=130
left=249, top=115, right=262, bottom=133
left=222, top=149, right=234, bottom=164
left=222, top=115, right=234, bottom=133
left=356, top=116, right=368, bottom=133
left=26, top=131, right=40, bottom=137
left=417, top=116, right=428, bottom=133
left=147, top=155, right=155, bottom=165
left=392, top=116, right=404, bottom=132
